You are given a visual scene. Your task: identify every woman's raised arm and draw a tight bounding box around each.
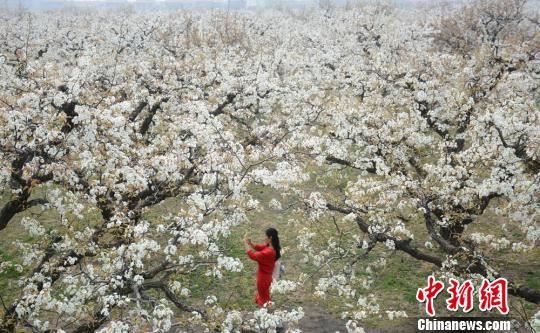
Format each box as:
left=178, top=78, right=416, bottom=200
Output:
left=246, top=249, right=265, bottom=262
left=253, top=243, right=267, bottom=251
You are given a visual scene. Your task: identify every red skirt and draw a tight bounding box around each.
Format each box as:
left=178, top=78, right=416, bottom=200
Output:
left=255, top=272, right=273, bottom=307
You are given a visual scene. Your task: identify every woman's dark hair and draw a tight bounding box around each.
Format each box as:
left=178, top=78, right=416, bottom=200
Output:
left=266, top=227, right=281, bottom=261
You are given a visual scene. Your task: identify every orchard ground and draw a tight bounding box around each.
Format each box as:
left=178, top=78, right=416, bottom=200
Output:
left=2, top=161, right=538, bottom=331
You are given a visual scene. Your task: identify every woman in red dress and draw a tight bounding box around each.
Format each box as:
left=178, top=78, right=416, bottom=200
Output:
left=244, top=228, right=281, bottom=308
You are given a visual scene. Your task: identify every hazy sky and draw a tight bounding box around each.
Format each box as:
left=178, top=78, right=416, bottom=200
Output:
left=4, top=0, right=440, bottom=11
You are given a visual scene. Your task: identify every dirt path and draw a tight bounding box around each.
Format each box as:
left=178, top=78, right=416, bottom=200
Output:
left=297, top=304, right=399, bottom=333
left=297, top=303, right=347, bottom=332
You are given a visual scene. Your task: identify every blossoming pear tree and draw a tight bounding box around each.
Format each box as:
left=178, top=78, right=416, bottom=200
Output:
left=0, top=0, right=538, bottom=332
left=277, top=0, right=539, bottom=329
left=0, top=8, right=310, bottom=332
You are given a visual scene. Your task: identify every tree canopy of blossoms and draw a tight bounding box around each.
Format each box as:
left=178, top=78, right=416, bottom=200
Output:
left=0, top=0, right=538, bottom=332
